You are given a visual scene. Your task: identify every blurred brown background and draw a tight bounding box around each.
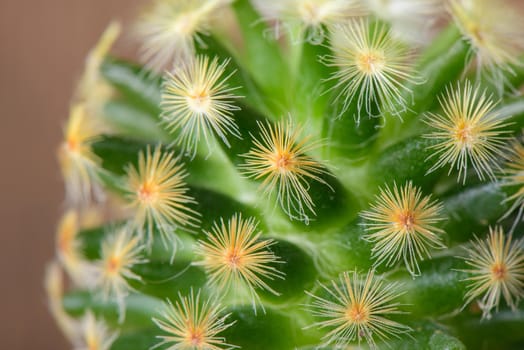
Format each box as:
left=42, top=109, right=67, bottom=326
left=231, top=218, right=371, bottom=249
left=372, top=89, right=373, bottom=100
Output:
left=0, top=1, right=142, bottom=348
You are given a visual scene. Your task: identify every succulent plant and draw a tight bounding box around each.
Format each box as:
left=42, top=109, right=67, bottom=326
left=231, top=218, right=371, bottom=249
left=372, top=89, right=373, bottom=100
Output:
left=46, top=0, right=524, bottom=349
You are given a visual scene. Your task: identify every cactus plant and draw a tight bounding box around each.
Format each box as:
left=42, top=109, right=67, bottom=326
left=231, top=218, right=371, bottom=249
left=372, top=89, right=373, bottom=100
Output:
left=46, top=0, right=524, bottom=349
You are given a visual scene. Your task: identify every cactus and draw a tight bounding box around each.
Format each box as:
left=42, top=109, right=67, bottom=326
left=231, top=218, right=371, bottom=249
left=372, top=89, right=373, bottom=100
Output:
left=46, top=0, right=524, bottom=349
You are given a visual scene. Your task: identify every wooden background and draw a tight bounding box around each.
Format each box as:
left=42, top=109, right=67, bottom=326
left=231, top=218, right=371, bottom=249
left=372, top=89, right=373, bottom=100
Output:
left=0, top=1, right=142, bottom=348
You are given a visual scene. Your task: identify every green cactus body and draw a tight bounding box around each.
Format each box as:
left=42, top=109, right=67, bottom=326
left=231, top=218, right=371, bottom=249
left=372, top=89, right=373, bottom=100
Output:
left=48, top=1, right=524, bottom=349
